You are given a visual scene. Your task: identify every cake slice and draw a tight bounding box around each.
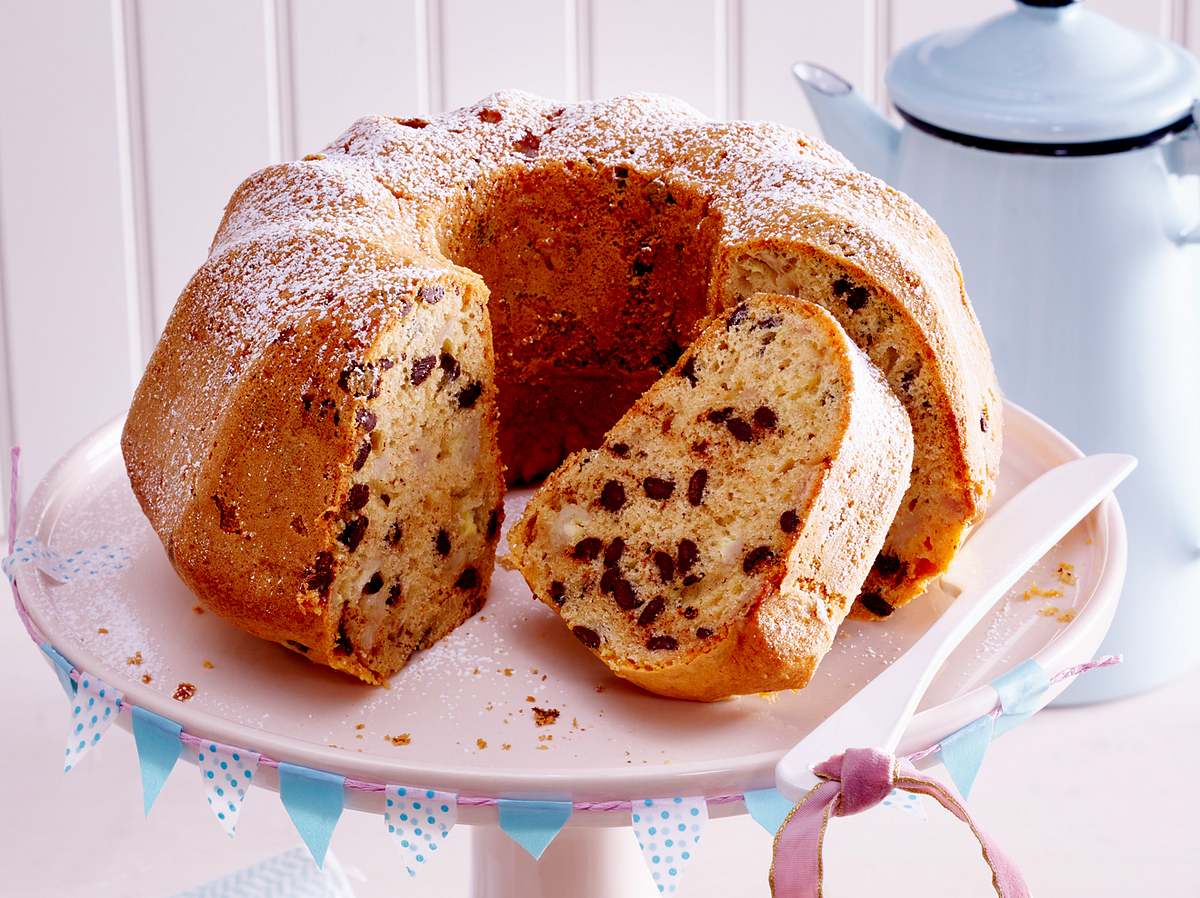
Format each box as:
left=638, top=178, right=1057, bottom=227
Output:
left=507, top=294, right=913, bottom=700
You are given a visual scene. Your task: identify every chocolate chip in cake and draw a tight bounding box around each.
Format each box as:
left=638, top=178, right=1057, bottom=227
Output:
left=632, top=255, right=654, bottom=277
left=385, top=520, right=403, bottom=546
left=742, top=545, right=774, bottom=574
left=846, top=286, right=869, bottom=311
left=646, top=634, right=678, bottom=651
left=652, top=551, right=676, bottom=582
left=457, top=381, right=483, bottom=409
left=706, top=406, right=734, bottom=424
left=572, top=537, right=603, bottom=561
left=353, top=437, right=372, bottom=471
left=779, top=509, right=799, bottom=533
left=290, top=515, right=307, bottom=535
left=306, top=551, right=336, bottom=596
left=859, top=592, right=895, bottom=617
left=753, top=406, right=778, bottom=430
left=682, top=573, right=704, bottom=586
left=696, top=627, right=713, bottom=639
left=478, top=108, right=503, bottom=123
left=386, top=584, right=402, bottom=607
left=638, top=596, right=665, bottom=627
left=514, top=129, right=542, bottom=157
left=378, top=357, right=395, bottom=370
left=642, top=477, right=675, bottom=500
left=613, top=165, right=630, bottom=180
left=612, top=577, right=640, bottom=610
left=211, top=495, right=241, bottom=534
left=345, top=483, right=370, bottom=512
left=380, top=494, right=391, bottom=506
left=687, top=469, right=707, bottom=506
left=435, top=528, right=451, bottom=556
left=339, top=363, right=379, bottom=397
left=334, top=625, right=353, bottom=655
left=754, top=314, right=783, bottom=330
left=873, top=553, right=904, bottom=578
left=682, top=605, right=699, bottom=619
left=677, top=538, right=699, bottom=572
left=600, top=567, right=620, bottom=594
left=726, top=417, right=754, bottom=442
left=411, top=355, right=437, bottom=385
left=599, top=480, right=626, bottom=512
left=549, top=580, right=566, bottom=605
left=650, top=340, right=683, bottom=372
left=486, top=508, right=502, bottom=541
left=603, top=537, right=625, bottom=568
left=455, top=567, right=479, bottom=589
left=680, top=356, right=698, bottom=386
left=832, top=277, right=852, bottom=296
left=419, top=285, right=445, bottom=304
left=572, top=626, right=601, bottom=649
left=439, top=352, right=461, bottom=380
left=355, top=409, right=378, bottom=432
left=727, top=303, right=750, bottom=329
left=609, top=442, right=630, bottom=458
left=338, top=517, right=368, bottom=552
left=363, top=572, right=384, bottom=594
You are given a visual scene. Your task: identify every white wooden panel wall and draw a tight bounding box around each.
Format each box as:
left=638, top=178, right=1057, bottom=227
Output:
left=1, top=0, right=1198, bottom=519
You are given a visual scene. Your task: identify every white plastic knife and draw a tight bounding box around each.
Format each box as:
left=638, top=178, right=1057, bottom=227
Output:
left=774, top=453, right=1136, bottom=800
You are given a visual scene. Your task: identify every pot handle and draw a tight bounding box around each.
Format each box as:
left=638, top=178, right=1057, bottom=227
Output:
left=1170, top=100, right=1200, bottom=245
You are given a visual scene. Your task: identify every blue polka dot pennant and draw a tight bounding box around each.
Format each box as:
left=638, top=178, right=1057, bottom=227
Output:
left=630, top=796, right=708, bottom=894
left=63, top=673, right=122, bottom=773
left=3, top=536, right=130, bottom=583
left=188, top=739, right=260, bottom=836
left=384, top=785, right=458, bottom=876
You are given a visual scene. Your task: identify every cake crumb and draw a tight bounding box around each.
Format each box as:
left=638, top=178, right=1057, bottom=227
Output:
left=1037, top=605, right=1061, bottom=618
left=538, top=734, right=553, bottom=742
left=1057, top=609, right=1077, bottom=624
left=387, top=733, right=412, bottom=746
left=1055, top=562, right=1077, bottom=586
left=126, top=651, right=143, bottom=666
left=536, top=744, right=549, bottom=751
left=1022, top=584, right=1063, bottom=601
left=355, top=723, right=365, bottom=730
left=192, top=605, right=204, bottom=615
left=141, top=673, right=153, bottom=684
left=525, top=695, right=536, bottom=703
left=533, top=707, right=560, bottom=727
left=757, top=691, right=780, bottom=703
left=202, top=660, right=214, bottom=669
left=476, top=738, right=488, bottom=749
left=484, top=701, right=494, bottom=711
left=172, top=682, right=196, bottom=702
left=473, top=667, right=481, bottom=675
left=500, top=668, right=513, bottom=677
left=97, top=627, right=109, bottom=635
left=501, top=743, right=512, bottom=751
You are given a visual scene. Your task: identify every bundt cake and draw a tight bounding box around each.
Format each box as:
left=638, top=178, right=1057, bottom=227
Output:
left=507, top=294, right=914, bottom=700
left=122, top=90, right=1000, bottom=686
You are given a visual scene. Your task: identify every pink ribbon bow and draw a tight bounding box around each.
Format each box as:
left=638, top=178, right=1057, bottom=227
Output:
left=770, top=747, right=1029, bottom=898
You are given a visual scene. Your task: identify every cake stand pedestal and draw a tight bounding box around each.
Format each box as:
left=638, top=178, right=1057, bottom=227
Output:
left=13, top=402, right=1127, bottom=898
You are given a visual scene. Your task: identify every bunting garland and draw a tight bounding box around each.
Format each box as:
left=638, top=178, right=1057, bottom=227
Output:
left=63, top=672, right=122, bottom=773
left=631, top=797, right=708, bottom=894
left=188, top=740, right=260, bottom=837
left=384, top=785, right=458, bottom=876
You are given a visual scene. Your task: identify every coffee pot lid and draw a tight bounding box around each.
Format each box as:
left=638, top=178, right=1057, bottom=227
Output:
left=886, top=0, right=1200, bottom=146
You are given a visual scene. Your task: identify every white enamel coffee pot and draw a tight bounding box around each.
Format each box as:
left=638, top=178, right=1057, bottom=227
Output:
left=795, top=0, right=1200, bottom=702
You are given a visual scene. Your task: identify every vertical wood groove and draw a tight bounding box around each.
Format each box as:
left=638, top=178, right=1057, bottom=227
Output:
left=112, top=0, right=157, bottom=359
left=575, top=0, right=594, bottom=99
left=0, top=149, right=16, bottom=514
left=425, top=0, right=446, bottom=113
left=723, top=0, right=742, bottom=119
left=264, top=0, right=294, bottom=161
left=876, top=0, right=892, bottom=108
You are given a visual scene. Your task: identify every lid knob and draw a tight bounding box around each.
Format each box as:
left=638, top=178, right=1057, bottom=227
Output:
left=1016, top=0, right=1079, bottom=7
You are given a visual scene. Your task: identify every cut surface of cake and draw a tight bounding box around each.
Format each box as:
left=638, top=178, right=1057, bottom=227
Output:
left=507, top=294, right=914, bottom=700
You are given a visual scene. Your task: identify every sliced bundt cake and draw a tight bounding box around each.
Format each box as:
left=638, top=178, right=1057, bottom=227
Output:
left=507, top=294, right=913, bottom=700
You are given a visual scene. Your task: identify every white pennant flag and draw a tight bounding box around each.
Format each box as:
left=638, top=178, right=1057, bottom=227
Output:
left=64, top=673, right=122, bottom=773
left=384, top=785, right=458, bottom=876
left=188, top=739, right=260, bottom=836
left=631, top=797, right=708, bottom=895
left=881, top=787, right=928, bottom=822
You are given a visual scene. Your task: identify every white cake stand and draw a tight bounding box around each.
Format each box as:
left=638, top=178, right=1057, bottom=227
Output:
left=14, top=402, right=1127, bottom=898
